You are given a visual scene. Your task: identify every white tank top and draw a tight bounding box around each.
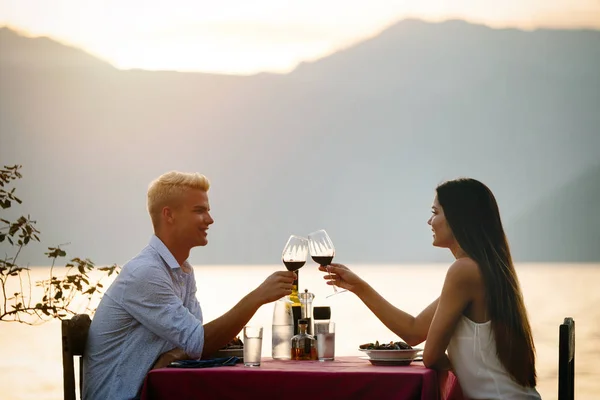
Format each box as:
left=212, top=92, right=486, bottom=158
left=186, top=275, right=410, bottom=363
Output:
left=447, top=316, right=542, bottom=400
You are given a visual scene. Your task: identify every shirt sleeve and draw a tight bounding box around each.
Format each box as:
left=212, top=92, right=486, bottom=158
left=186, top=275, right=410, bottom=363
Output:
left=185, top=266, right=203, bottom=321
left=117, top=263, right=205, bottom=359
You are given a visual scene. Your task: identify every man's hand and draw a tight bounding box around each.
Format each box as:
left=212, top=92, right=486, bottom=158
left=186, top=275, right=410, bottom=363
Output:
left=252, top=270, right=296, bottom=304
left=151, top=348, right=189, bottom=370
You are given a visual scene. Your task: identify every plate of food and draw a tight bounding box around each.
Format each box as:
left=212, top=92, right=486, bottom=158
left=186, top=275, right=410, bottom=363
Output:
left=359, top=356, right=416, bottom=366
left=358, top=341, right=422, bottom=360
left=213, top=336, right=244, bottom=359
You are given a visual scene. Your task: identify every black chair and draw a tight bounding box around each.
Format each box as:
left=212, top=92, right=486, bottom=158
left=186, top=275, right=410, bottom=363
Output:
left=61, top=314, right=91, bottom=400
left=558, top=317, right=575, bottom=400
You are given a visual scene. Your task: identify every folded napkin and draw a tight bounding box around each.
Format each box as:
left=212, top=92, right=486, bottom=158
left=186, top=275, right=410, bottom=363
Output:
left=168, top=356, right=240, bottom=369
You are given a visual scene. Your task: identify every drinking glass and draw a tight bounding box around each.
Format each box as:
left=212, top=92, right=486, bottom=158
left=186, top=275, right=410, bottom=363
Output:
left=243, top=326, right=263, bottom=367
left=316, top=321, right=335, bottom=361
left=308, top=229, right=347, bottom=298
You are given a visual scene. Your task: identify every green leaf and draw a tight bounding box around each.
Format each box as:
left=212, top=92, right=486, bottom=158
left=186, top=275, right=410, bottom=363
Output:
left=9, top=224, right=19, bottom=235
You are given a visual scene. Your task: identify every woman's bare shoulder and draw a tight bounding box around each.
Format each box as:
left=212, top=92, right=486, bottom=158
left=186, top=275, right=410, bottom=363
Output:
left=445, top=258, right=481, bottom=286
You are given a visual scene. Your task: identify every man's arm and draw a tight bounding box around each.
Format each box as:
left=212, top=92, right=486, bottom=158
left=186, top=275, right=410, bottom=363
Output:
left=151, top=289, right=266, bottom=366
left=152, top=348, right=189, bottom=369
left=147, top=268, right=295, bottom=366
left=201, top=271, right=296, bottom=357
left=120, top=264, right=205, bottom=358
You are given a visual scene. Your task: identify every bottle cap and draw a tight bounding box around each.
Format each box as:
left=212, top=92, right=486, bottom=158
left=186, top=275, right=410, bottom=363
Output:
left=313, top=306, right=331, bottom=320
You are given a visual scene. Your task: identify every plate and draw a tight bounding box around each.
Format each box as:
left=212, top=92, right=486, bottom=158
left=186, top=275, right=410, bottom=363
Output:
left=360, top=356, right=414, bottom=366
left=358, top=348, right=422, bottom=360
left=213, top=348, right=243, bottom=359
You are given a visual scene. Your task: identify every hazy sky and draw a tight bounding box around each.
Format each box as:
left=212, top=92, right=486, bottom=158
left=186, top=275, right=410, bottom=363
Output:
left=1, top=0, right=599, bottom=74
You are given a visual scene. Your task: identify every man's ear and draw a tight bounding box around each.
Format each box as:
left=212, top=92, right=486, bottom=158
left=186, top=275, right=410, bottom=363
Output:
left=161, top=206, right=174, bottom=224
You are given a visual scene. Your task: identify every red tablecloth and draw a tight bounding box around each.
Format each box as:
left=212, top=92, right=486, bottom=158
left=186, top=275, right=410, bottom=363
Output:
left=141, top=357, right=464, bottom=400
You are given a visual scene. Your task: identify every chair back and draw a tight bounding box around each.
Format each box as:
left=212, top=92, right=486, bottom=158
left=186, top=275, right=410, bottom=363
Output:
left=558, top=317, right=575, bottom=400
left=62, top=314, right=91, bottom=400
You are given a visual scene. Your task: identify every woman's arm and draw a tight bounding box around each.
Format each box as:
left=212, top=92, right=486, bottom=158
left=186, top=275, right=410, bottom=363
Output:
left=320, top=264, right=438, bottom=346
left=422, top=258, right=478, bottom=369
left=356, top=286, right=439, bottom=346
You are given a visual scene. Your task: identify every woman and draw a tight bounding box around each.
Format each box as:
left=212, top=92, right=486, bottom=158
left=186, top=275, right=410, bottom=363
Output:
left=321, top=178, right=541, bottom=399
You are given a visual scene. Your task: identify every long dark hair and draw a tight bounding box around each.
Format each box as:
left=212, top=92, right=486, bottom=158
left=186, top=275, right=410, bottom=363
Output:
left=436, top=178, right=536, bottom=387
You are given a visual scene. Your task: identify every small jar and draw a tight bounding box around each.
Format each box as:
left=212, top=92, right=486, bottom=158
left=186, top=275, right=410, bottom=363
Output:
left=291, top=318, right=317, bottom=360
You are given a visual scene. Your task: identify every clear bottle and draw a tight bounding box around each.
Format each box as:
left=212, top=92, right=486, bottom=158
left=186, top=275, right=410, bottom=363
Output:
left=271, top=299, right=294, bottom=360
left=291, top=318, right=317, bottom=360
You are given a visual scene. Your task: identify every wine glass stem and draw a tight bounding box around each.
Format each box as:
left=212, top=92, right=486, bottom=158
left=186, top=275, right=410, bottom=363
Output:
left=327, top=265, right=338, bottom=293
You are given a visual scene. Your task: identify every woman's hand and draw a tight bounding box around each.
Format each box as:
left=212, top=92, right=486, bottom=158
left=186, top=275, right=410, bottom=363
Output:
left=318, top=263, right=366, bottom=293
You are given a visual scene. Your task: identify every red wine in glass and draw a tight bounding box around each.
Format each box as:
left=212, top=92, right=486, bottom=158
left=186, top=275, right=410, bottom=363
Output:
left=308, top=229, right=347, bottom=297
left=311, top=256, right=333, bottom=266
left=284, top=260, right=305, bottom=271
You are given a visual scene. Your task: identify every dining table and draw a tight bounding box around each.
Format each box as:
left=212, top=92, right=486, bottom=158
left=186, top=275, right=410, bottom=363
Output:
left=140, top=356, right=464, bottom=400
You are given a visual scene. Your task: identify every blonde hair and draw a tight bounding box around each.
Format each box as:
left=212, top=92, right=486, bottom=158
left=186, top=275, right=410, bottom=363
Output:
left=147, top=171, right=210, bottom=228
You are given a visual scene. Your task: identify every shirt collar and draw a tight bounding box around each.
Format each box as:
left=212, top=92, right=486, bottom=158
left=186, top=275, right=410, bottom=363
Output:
left=149, top=234, right=182, bottom=270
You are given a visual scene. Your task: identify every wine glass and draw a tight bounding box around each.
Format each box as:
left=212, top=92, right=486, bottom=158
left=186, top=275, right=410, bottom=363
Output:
left=308, top=229, right=347, bottom=298
left=281, top=235, right=308, bottom=302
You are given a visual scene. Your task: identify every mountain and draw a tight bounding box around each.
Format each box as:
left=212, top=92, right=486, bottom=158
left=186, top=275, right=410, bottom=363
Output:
left=0, top=27, right=113, bottom=69
left=1, top=20, right=599, bottom=266
left=508, top=162, right=600, bottom=262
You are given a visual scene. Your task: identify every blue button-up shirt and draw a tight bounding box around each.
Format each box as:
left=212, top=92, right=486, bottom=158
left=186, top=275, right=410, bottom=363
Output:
left=83, top=235, right=204, bottom=400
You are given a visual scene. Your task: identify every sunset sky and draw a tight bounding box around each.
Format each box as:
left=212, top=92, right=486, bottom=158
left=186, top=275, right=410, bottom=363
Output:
left=1, top=0, right=599, bottom=74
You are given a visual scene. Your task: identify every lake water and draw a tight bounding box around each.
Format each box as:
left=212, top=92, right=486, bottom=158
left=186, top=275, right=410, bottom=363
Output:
left=0, top=263, right=598, bottom=399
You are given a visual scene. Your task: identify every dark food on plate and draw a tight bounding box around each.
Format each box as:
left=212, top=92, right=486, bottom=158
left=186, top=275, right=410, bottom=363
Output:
left=221, top=336, right=244, bottom=349
left=359, top=340, right=412, bottom=350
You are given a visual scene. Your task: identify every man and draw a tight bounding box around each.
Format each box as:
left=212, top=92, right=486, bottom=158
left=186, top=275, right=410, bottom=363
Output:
left=83, top=171, right=295, bottom=400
